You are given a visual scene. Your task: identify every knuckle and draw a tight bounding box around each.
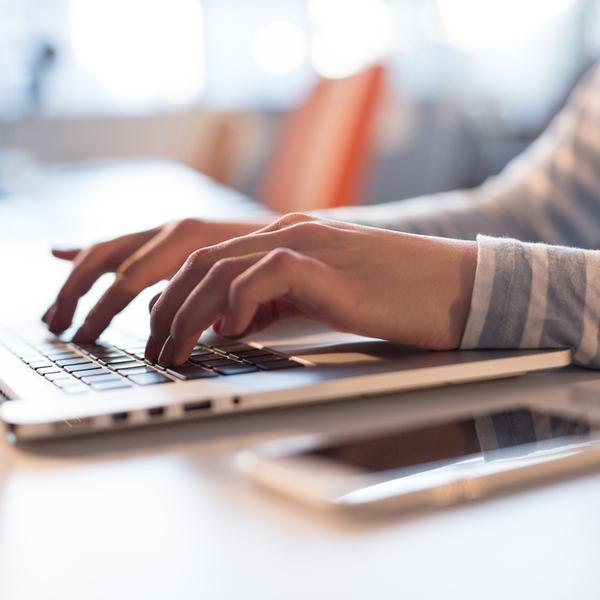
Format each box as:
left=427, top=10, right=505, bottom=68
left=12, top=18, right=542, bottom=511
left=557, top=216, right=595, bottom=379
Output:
left=113, top=270, right=139, bottom=296
left=294, top=220, right=323, bottom=236
left=273, top=212, right=315, bottom=229
left=86, top=242, right=117, bottom=271
left=185, top=248, right=209, bottom=270
left=87, top=242, right=103, bottom=254
left=267, top=247, right=299, bottom=270
left=115, top=259, right=136, bottom=279
left=207, top=257, right=237, bottom=282
left=171, top=218, right=202, bottom=236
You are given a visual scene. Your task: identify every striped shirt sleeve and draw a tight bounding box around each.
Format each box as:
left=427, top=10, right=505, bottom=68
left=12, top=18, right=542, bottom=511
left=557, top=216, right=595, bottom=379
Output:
left=461, top=235, right=600, bottom=369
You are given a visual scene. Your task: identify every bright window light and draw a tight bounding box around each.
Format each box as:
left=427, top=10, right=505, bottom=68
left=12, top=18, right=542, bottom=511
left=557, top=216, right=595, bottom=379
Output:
left=308, top=0, right=394, bottom=79
left=251, top=21, right=308, bottom=75
left=435, top=0, right=577, bottom=51
left=70, top=0, right=205, bottom=106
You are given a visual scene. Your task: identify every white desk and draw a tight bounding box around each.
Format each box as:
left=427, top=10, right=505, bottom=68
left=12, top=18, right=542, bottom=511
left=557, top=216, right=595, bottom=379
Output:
left=1, top=160, right=600, bottom=600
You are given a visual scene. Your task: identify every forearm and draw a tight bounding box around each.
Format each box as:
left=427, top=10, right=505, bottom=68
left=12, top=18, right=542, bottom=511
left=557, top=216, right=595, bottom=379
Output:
left=312, top=64, right=600, bottom=249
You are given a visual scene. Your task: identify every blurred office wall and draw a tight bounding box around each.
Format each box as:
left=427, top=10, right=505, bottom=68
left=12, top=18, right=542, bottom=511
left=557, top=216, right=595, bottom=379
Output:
left=1, top=0, right=599, bottom=204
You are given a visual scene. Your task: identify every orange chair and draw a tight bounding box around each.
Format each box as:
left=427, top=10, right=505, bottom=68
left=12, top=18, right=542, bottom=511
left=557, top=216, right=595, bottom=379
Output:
left=256, top=64, right=386, bottom=213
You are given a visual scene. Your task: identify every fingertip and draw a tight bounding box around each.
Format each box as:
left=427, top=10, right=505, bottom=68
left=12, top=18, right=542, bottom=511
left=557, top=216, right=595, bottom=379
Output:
left=148, top=292, right=161, bottom=313
left=157, top=336, right=174, bottom=366
left=48, top=315, right=66, bottom=336
left=145, top=335, right=158, bottom=363
left=51, top=248, right=81, bottom=261
left=72, top=322, right=97, bottom=344
left=215, top=312, right=238, bottom=337
left=42, top=303, right=57, bottom=325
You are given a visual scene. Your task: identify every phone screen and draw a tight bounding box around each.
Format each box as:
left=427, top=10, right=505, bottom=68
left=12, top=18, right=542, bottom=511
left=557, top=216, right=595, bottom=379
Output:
left=307, top=408, right=599, bottom=473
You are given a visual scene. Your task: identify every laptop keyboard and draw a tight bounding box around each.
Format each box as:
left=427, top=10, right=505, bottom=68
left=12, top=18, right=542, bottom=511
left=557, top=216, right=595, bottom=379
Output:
left=0, top=325, right=302, bottom=396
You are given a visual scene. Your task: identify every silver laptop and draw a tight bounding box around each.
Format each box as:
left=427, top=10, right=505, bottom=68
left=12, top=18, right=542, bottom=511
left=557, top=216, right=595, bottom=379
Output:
left=0, top=315, right=571, bottom=440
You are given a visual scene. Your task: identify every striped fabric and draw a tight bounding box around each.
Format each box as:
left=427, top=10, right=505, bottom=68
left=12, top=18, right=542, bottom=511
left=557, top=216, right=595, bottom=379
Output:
left=314, top=63, right=600, bottom=368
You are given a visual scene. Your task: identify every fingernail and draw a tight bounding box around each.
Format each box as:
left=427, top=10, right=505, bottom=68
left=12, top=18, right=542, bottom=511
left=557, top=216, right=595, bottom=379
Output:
left=218, top=313, right=233, bottom=336
left=42, top=303, right=57, bottom=325
left=158, top=336, right=174, bottom=366
left=145, top=335, right=158, bottom=362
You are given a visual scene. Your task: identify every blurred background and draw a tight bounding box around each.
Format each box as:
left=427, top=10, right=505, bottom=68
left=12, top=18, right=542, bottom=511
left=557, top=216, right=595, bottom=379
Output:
left=1, top=0, right=599, bottom=208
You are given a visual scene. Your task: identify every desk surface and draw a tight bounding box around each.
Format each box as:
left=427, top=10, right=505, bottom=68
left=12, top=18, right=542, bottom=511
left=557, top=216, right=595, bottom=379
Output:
left=1, top=160, right=600, bottom=600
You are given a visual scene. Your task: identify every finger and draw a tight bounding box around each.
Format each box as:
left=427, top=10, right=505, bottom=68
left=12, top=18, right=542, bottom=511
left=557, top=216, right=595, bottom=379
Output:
left=149, top=219, right=338, bottom=350
left=47, top=228, right=159, bottom=334
left=220, top=249, right=340, bottom=338
left=165, top=249, right=339, bottom=365
left=149, top=292, right=161, bottom=313
left=41, top=302, right=57, bottom=326
left=213, top=299, right=305, bottom=339
left=52, top=249, right=82, bottom=261
left=72, top=224, right=210, bottom=343
left=43, top=248, right=81, bottom=324
left=72, top=284, right=139, bottom=343
left=156, top=253, right=268, bottom=365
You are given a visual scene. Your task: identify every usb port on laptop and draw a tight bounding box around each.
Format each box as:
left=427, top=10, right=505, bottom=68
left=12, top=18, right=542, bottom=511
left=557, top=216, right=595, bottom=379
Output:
left=183, top=400, right=212, bottom=413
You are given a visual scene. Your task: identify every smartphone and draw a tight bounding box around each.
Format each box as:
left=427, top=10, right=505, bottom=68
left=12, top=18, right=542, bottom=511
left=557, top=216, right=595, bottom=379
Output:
left=237, top=405, right=600, bottom=513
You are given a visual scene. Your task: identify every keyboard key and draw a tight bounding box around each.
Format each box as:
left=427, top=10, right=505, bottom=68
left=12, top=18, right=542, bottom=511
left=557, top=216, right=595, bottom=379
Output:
left=116, top=366, right=157, bottom=376
left=56, top=357, right=93, bottom=367
left=217, top=343, right=255, bottom=353
left=77, top=344, right=108, bottom=357
left=111, top=360, right=144, bottom=370
left=198, top=357, right=241, bottom=367
left=36, top=366, right=62, bottom=375
left=64, top=362, right=101, bottom=373
left=230, top=349, right=274, bottom=359
left=188, top=355, right=219, bottom=365
left=61, top=383, right=89, bottom=395
left=90, top=379, right=132, bottom=391
left=72, top=368, right=111, bottom=379
left=46, top=351, right=79, bottom=360
left=166, top=365, right=219, bottom=380
left=45, top=372, right=72, bottom=382
left=53, top=376, right=79, bottom=388
left=29, top=360, right=54, bottom=369
left=127, top=372, right=173, bottom=385
left=96, top=354, right=131, bottom=364
left=248, top=354, right=287, bottom=363
left=255, top=359, right=303, bottom=370
left=190, top=349, right=218, bottom=358
left=212, top=363, right=258, bottom=375
left=31, top=345, right=63, bottom=355
left=21, top=354, right=45, bottom=364
left=92, top=350, right=127, bottom=358
left=81, top=374, right=123, bottom=385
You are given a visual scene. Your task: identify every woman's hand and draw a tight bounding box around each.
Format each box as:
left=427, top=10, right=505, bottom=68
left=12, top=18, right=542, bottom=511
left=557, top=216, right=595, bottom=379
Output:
left=146, top=213, right=478, bottom=366
left=42, top=217, right=276, bottom=341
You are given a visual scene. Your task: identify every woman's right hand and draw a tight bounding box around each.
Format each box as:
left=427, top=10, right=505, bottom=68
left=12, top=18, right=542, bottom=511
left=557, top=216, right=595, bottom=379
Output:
left=42, top=217, right=276, bottom=342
